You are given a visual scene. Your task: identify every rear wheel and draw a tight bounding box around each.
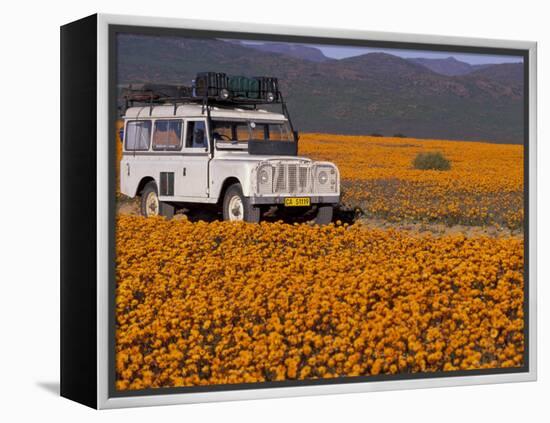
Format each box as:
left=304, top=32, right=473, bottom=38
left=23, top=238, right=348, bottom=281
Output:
left=222, top=184, right=260, bottom=223
left=140, top=182, right=174, bottom=218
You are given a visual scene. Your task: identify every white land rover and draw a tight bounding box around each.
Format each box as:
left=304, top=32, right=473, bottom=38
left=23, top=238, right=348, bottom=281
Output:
left=119, top=72, right=340, bottom=224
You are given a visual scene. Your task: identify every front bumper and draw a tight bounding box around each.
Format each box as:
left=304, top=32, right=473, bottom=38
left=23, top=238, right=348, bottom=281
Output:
left=249, top=194, right=340, bottom=206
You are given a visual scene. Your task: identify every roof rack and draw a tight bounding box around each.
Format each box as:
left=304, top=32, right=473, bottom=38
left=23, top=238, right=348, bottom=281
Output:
left=122, top=72, right=283, bottom=110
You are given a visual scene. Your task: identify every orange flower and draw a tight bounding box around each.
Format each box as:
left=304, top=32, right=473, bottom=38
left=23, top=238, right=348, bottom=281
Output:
left=115, top=215, right=524, bottom=390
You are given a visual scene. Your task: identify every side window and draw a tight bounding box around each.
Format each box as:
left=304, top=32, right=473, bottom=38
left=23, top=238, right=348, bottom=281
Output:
left=125, top=121, right=152, bottom=151
left=185, top=121, right=207, bottom=149
left=153, top=120, right=182, bottom=151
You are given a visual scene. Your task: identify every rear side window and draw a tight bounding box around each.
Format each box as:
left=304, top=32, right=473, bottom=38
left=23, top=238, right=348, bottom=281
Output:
left=125, top=121, right=151, bottom=151
left=153, top=120, right=182, bottom=151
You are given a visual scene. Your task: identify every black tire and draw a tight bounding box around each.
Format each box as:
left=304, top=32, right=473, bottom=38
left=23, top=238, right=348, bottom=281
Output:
left=314, top=205, right=333, bottom=225
left=222, top=183, right=260, bottom=223
left=140, top=181, right=174, bottom=218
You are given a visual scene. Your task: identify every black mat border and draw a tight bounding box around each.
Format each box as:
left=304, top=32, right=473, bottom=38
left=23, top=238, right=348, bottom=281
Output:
left=60, top=13, right=98, bottom=409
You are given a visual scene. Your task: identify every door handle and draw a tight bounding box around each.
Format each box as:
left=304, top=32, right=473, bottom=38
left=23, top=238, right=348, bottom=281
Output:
left=183, top=167, right=186, bottom=176
left=126, top=163, right=130, bottom=176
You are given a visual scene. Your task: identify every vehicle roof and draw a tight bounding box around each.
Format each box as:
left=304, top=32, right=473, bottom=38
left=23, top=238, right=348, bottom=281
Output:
left=124, top=104, right=287, bottom=121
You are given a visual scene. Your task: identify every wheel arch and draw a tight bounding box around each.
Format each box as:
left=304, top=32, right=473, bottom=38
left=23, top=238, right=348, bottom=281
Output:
left=216, top=177, right=242, bottom=204
left=135, top=176, right=156, bottom=196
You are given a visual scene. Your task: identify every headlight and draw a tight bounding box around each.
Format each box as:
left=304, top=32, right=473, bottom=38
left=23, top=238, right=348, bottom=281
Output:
left=259, top=169, right=270, bottom=184
left=266, top=91, right=275, bottom=103
left=318, top=170, right=328, bottom=184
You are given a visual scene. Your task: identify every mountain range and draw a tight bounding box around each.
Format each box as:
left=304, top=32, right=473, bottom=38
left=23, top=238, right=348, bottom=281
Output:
left=230, top=41, right=523, bottom=79
left=407, top=57, right=489, bottom=76
left=232, top=41, right=332, bottom=63
left=117, top=34, right=524, bottom=143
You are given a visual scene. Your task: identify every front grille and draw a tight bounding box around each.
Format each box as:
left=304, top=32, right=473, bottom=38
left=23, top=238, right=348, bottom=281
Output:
left=272, top=162, right=312, bottom=194
left=288, top=164, right=297, bottom=193
left=274, top=165, right=286, bottom=192
left=299, top=167, right=308, bottom=191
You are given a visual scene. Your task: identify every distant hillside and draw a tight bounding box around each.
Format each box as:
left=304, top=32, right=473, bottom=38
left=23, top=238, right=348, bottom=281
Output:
left=236, top=41, right=331, bottom=63
left=408, top=57, right=475, bottom=76
left=117, top=34, right=524, bottom=143
left=469, top=63, right=524, bottom=85
left=407, top=57, right=522, bottom=80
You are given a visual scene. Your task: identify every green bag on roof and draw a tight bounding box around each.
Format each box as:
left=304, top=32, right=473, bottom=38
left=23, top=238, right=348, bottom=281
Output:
left=228, top=76, right=259, bottom=99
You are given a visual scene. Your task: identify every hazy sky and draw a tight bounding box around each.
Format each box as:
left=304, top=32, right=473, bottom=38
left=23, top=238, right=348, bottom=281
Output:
left=235, top=40, right=523, bottom=65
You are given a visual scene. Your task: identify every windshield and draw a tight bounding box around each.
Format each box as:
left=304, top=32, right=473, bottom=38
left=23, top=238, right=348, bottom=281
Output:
left=212, top=120, right=294, bottom=143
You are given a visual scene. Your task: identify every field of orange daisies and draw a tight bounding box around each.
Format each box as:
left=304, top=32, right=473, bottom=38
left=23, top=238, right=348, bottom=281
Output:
left=300, top=134, right=524, bottom=230
left=115, top=133, right=525, bottom=391
left=115, top=216, right=524, bottom=390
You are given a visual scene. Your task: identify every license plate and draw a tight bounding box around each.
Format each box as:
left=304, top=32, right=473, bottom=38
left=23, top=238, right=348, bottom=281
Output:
left=284, top=197, right=311, bottom=207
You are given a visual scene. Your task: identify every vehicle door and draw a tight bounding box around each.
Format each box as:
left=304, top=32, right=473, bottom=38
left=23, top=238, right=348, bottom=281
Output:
left=150, top=119, right=184, bottom=200
left=177, top=118, right=210, bottom=198
left=120, top=119, right=152, bottom=197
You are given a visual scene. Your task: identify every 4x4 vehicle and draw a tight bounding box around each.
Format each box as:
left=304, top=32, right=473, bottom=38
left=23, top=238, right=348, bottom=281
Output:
left=119, top=72, right=340, bottom=224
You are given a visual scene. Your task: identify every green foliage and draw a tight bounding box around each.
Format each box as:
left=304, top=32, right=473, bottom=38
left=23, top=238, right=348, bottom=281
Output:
left=413, top=152, right=451, bottom=171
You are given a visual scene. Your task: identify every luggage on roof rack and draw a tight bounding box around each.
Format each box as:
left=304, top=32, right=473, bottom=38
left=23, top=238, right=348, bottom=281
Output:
left=122, top=83, right=193, bottom=103
left=228, top=75, right=259, bottom=99
left=195, top=72, right=281, bottom=103
left=121, top=72, right=282, bottom=110
left=194, top=72, right=229, bottom=98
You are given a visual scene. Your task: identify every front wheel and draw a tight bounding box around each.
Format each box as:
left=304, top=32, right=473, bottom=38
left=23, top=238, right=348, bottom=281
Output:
left=222, top=184, right=260, bottom=223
